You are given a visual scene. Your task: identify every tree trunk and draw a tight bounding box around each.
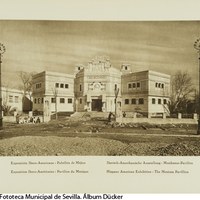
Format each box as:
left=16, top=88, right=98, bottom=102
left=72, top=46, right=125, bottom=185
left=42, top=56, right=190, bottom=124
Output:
left=55, top=97, right=58, bottom=120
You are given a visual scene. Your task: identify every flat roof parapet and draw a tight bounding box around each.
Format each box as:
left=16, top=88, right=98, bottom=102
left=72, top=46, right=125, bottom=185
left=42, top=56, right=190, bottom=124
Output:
left=33, top=71, right=74, bottom=79
left=122, top=70, right=170, bottom=79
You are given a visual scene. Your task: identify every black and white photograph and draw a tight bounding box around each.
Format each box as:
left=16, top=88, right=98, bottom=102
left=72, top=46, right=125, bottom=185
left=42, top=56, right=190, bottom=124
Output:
left=0, top=20, right=200, bottom=156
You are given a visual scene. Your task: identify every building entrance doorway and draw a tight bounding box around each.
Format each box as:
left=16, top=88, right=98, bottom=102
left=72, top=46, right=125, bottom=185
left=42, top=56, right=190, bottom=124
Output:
left=92, top=99, right=102, bottom=111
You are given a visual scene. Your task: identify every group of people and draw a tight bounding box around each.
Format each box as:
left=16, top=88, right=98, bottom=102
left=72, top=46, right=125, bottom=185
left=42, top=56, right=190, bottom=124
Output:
left=15, top=111, right=126, bottom=124
left=16, top=114, right=41, bottom=124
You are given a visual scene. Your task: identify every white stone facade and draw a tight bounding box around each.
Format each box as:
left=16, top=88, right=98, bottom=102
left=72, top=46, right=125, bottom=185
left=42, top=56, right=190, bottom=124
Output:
left=122, top=70, right=170, bottom=116
left=74, top=57, right=121, bottom=112
left=32, top=58, right=170, bottom=116
left=2, top=87, right=23, bottom=113
left=32, top=71, right=74, bottom=115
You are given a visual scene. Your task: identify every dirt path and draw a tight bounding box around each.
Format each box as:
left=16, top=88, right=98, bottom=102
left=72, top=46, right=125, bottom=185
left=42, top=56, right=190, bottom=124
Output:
left=0, top=121, right=199, bottom=156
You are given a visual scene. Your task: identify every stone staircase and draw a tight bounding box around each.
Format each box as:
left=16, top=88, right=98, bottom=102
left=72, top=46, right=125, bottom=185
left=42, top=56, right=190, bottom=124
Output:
left=70, top=112, right=86, bottom=120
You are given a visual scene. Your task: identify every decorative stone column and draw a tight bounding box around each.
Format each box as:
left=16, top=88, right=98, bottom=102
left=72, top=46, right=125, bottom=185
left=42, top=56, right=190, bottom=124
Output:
left=193, top=113, right=198, bottom=120
left=29, top=111, right=33, bottom=117
left=14, top=111, right=17, bottom=117
left=178, top=113, right=182, bottom=119
left=163, top=112, right=166, bottom=119
left=43, top=100, right=50, bottom=122
left=116, top=102, right=122, bottom=118
left=102, top=102, right=106, bottom=112
left=148, top=113, right=152, bottom=119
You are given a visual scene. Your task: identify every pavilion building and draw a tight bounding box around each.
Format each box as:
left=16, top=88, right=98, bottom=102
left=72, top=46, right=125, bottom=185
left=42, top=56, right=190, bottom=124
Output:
left=74, top=56, right=121, bottom=112
left=32, top=57, right=170, bottom=117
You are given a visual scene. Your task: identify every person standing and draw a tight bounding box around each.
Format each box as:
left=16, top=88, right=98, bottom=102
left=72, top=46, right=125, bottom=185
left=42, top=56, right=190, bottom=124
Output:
left=16, top=113, right=20, bottom=124
left=108, top=112, right=114, bottom=122
left=123, top=112, right=126, bottom=118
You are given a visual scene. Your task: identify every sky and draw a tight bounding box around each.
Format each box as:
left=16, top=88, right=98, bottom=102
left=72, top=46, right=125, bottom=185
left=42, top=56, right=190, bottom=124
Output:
left=0, top=20, right=200, bottom=88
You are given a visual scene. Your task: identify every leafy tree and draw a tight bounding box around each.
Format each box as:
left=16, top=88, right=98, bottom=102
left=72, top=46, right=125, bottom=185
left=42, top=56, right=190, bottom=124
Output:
left=169, top=71, right=195, bottom=114
left=18, top=71, right=35, bottom=111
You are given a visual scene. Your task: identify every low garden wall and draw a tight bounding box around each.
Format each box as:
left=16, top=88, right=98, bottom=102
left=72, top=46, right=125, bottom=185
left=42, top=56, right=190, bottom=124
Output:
left=116, top=117, right=197, bottom=124
left=3, top=116, right=16, bottom=123
left=3, top=115, right=44, bottom=123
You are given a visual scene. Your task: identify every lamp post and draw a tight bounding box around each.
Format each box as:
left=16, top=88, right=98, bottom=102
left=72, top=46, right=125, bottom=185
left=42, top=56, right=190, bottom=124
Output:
left=194, top=38, right=200, bottom=135
left=0, top=43, right=6, bottom=128
left=114, top=87, right=119, bottom=121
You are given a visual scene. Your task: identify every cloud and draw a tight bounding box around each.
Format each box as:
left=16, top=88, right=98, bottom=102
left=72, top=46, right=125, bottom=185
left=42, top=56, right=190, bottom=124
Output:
left=0, top=20, right=200, bottom=87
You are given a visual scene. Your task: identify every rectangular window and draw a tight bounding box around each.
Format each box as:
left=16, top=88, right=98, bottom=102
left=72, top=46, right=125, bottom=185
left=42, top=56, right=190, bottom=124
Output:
left=34, top=98, right=37, bottom=104
left=128, top=83, right=132, bottom=89
left=68, top=98, right=72, bottom=104
left=55, top=83, right=59, bottom=88
left=9, top=95, right=13, bottom=103
left=161, top=84, right=164, bottom=89
left=152, top=98, right=156, bottom=104
left=80, top=98, right=82, bottom=104
left=60, top=98, right=65, bottom=103
left=60, top=83, right=64, bottom=88
left=163, top=99, right=167, bottom=104
left=36, top=83, right=42, bottom=89
left=137, top=82, right=140, bottom=88
left=158, top=99, right=161, bottom=104
left=155, top=83, right=158, bottom=87
left=131, top=99, right=136, bottom=104
left=139, top=98, right=144, bottom=104
left=125, top=99, right=129, bottom=104
left=115, top=84, right=117, bottom=90
left=38, top=98, right=40, bottom=104
left=41, top=98, right=44, bottom=104
left=80, top=85, right=82, bottom=91
left=65, top=84, right=69, bottom=88
left=51, top=98, right=56, bottom=103
left=15, top=96, right=19, bottom=103
left=132, top=83, right=136, bottom=88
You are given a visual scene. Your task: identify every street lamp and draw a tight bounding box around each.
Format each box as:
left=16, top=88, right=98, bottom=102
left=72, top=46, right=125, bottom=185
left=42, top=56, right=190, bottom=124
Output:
left=194, top=38, right=200, bottom=135
left=0, top=43, right=6, bottom=129
left=114, top=87, right=119, bottom=121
